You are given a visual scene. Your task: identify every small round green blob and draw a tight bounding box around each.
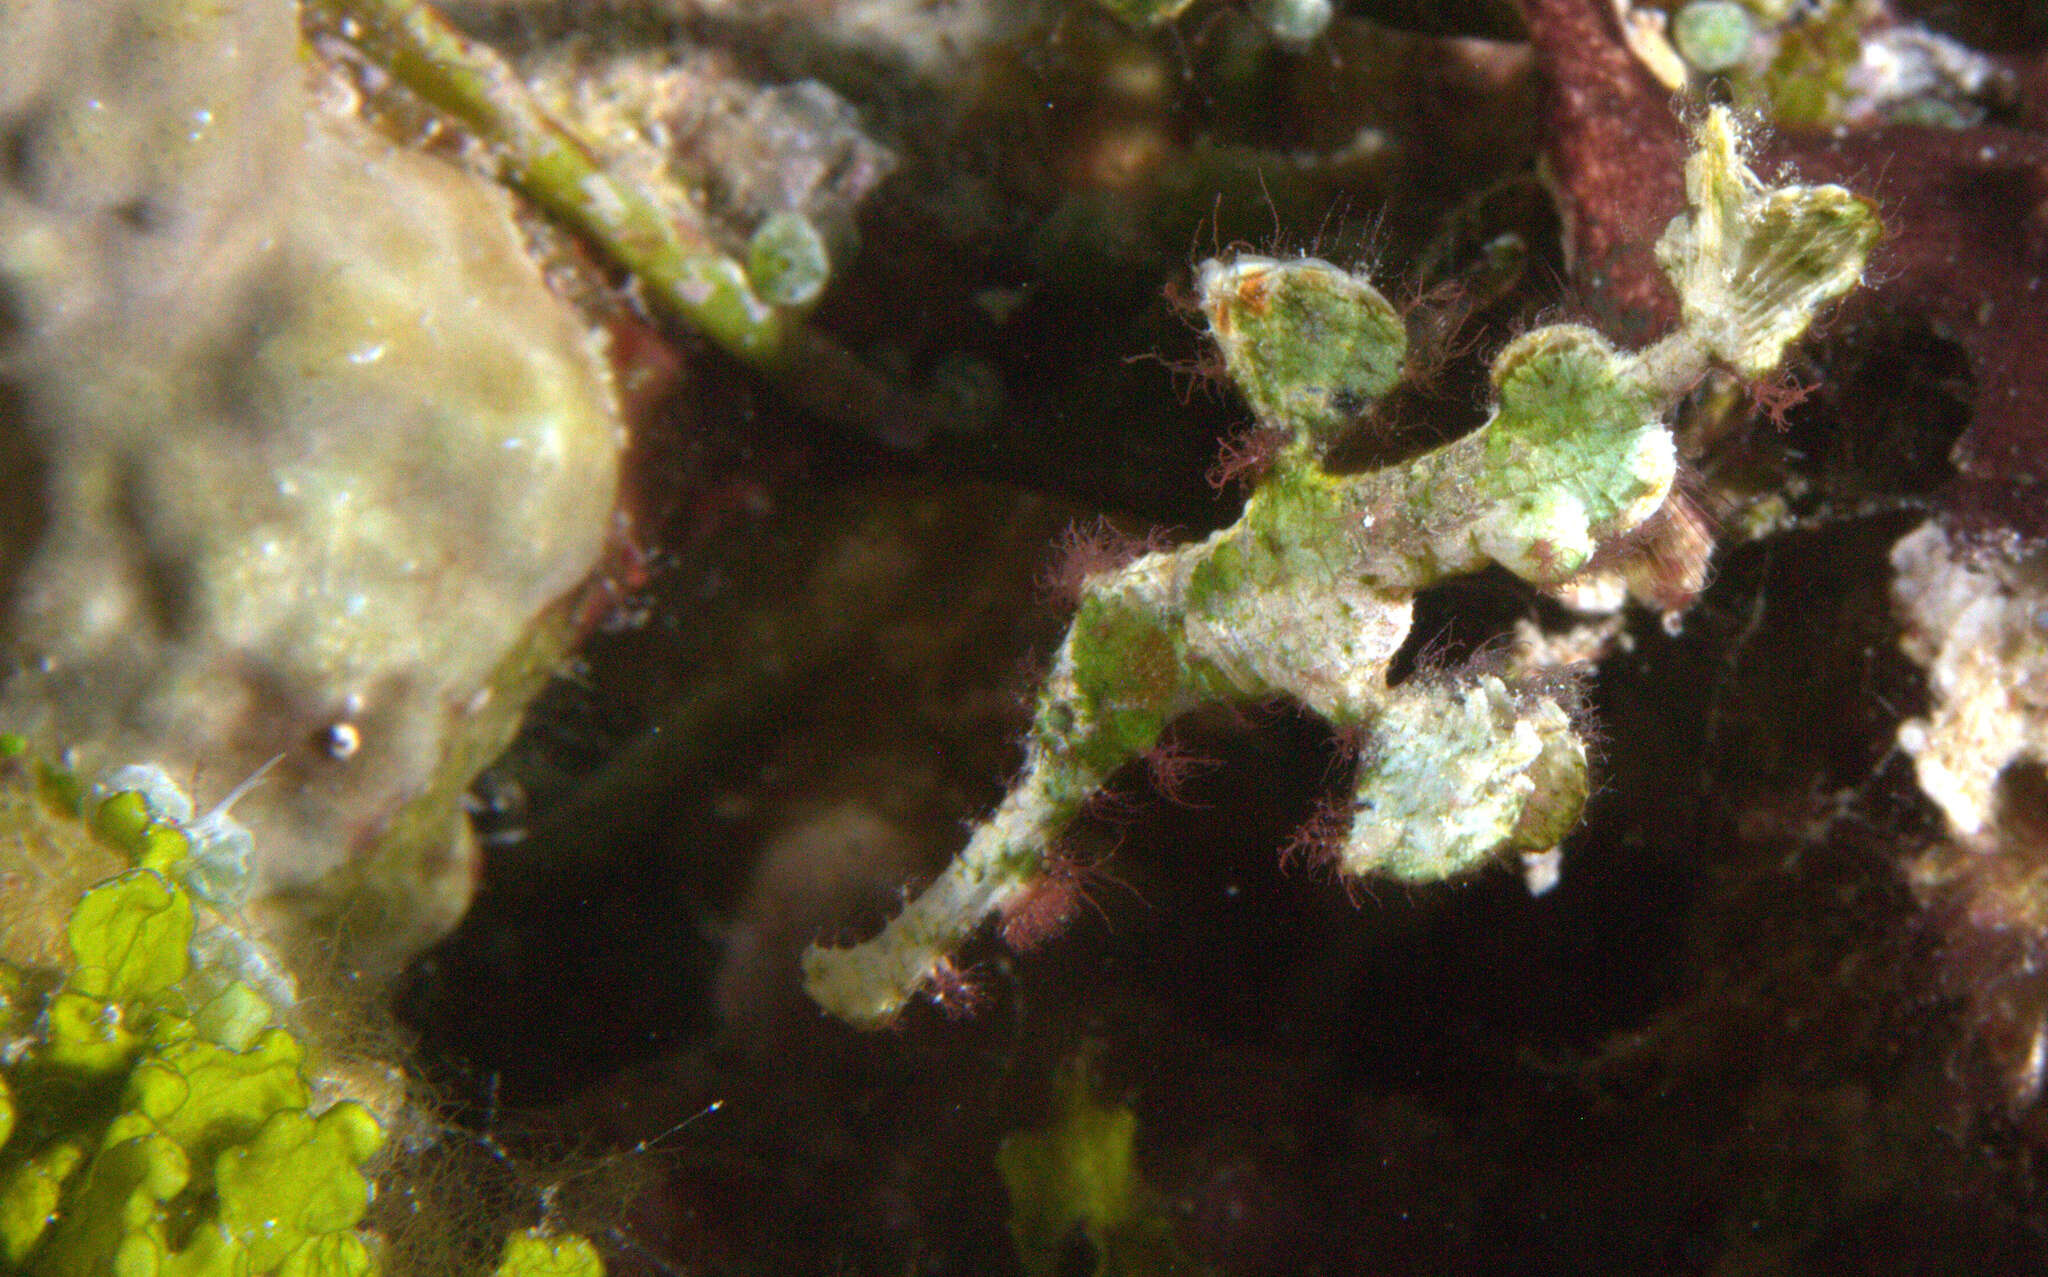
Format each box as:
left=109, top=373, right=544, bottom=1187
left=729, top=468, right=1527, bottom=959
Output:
left=746, top=211, right=831, bottom=308
left=1253, top=0, right=1332, bottom=45
left=1672, top=0, right=1755, bottom=74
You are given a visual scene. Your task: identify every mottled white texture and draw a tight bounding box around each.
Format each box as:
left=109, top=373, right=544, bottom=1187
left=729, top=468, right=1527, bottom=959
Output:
left=1892, top=522, right=2048, bottom=840
left=1342, top=677, right=1584, bottom=881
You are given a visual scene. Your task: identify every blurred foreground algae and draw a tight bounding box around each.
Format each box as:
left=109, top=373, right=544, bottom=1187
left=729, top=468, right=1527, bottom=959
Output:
left=998, top=1055, right=1200, bottom=1277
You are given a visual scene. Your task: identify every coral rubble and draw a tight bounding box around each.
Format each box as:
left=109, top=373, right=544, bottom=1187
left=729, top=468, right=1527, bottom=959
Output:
left=1892, top=523, right=2048, bottom=843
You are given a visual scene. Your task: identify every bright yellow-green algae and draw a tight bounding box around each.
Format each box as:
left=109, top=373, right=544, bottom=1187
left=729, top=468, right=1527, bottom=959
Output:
left=493, top=1229, right=606, bottom=1277
left=0, top=757, right=384, bottom=1275
left=0, top=750, right=608, bottom=1276
left=802, top=107, right=1881, bottom=1028
left=997, top=1058, right=1195, bottom=1277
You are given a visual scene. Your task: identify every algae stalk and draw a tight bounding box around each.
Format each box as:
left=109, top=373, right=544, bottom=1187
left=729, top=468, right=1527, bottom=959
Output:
left=309, top=0, right=949, bottom=446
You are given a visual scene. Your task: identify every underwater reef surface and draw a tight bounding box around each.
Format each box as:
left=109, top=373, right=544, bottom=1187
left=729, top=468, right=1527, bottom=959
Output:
left=10, top=0, right=2048, bottom=1272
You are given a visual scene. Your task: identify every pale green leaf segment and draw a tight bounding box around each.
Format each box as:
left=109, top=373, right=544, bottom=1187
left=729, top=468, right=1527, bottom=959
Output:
left=803, top=107, right=1879, bottom=1028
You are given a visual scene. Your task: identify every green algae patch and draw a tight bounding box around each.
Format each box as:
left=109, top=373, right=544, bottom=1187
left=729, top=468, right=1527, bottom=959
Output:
left=213, top=1105, right=386, bottom=1273
left=494, top=1229, right=607, bottom=1277
left=1198, top=255, right=1407, bottom=454
left=3, top=870, right=380, bottom=1275
left=40, top=990, right=145, bottom=1077
left=67, top=871, right=194, bottom=1004
left=998, top=1062, right=1194, bottom=1277
left=0, top=1141, right=85, bottom=1266
left=127, top=1029, right=311, bottom=1168
left=0, top=755, right=605, bottom=1275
